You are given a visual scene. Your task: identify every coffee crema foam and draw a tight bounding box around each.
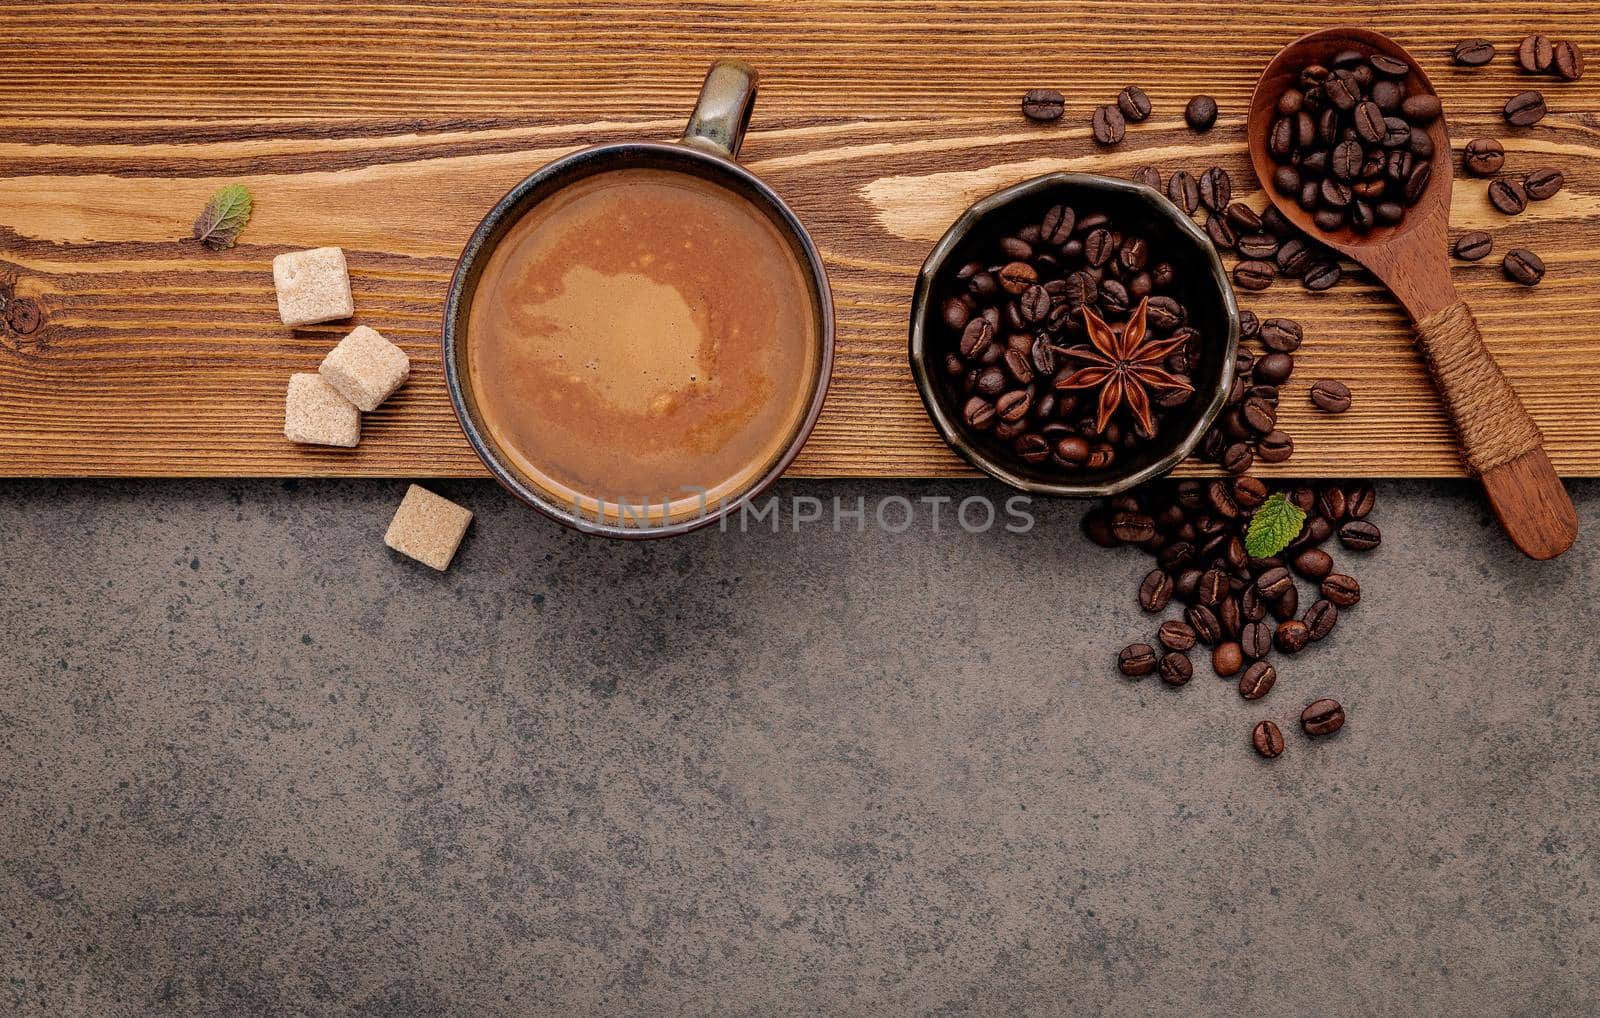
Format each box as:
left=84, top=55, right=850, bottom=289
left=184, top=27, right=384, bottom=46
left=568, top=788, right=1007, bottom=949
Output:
left=466, top=168, right=820, bottom=525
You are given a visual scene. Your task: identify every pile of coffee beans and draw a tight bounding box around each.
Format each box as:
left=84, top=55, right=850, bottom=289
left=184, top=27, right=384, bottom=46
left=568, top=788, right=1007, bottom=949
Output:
left=1089, top=478, right=1378, bottom=757
left=936, top=205, right=1205, bottom=475
left=1265, top=48, right=1439, bottom=234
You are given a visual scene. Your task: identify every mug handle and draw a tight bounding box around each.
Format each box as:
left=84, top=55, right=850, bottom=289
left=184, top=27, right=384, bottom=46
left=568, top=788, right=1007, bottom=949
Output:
left=680, top=60, right=759, bottom=160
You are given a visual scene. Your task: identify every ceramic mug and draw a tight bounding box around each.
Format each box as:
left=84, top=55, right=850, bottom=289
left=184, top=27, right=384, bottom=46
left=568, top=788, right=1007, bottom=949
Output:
left=443, top=61, right=835, bottom=538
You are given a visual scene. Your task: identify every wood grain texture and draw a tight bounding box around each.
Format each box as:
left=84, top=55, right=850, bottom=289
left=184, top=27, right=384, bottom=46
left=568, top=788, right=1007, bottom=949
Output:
left=1, top=0, right=1599, bottom=478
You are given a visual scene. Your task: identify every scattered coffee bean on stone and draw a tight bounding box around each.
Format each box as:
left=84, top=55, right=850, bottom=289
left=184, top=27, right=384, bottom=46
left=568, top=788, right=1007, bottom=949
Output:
left=1239, top=660, right=1277, bottom=700
left=1119, top=643, right=1158, bottom=677
left=1252, top=719, right=1286, bottom=758
left=1454, top=231, right=1493, bottom=261
left=1301, top=698, right=1346, bottom=736
left=1452, top=39, right=1495, bottom=66
left=1158, top=619, right=1196, bottom=652
left=1022, top=88, right=1065, bottom=122
left=1462, top=138, right=1504, bottom=177
left=1321, top=574, right=1361, bottom=607
left=1159, top=652, right=1193, bottom=685
left=1213, top=641, right=1243, bottom=677
left=1503, top=248, right=1545, bottom=286
left=1504, top=90, right=1547, bottom=127
left=1185, top=95, right=1218, bottom=132
left=1304, top=599, right=1338, bottom=640
left=1338, top=520, right=1381, bottom=550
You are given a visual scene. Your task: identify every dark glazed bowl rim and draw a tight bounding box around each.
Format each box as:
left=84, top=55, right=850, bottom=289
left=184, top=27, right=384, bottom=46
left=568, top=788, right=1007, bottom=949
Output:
left=443, top=141, right=835, bottom=539
left=908, top=172, right=1238, bottom=499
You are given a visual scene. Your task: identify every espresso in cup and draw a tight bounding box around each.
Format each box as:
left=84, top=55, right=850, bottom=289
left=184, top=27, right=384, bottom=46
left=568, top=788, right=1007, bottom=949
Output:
left=467, top=167, right=820, bottom=517
left=446, top=61, right=833, bottom=536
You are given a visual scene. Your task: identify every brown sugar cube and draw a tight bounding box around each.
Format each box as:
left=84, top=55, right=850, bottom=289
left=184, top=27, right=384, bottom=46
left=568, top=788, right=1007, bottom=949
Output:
left=319, top=325, right=410, bottom=411
left=384, top=485, right=472, bottom=571
left=272, top=246, right=354, bottom=327
left=283, top=372, right=360, bottom=448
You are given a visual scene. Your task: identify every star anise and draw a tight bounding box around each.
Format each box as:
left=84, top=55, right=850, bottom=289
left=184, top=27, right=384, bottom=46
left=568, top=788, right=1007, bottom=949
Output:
left=1050, top=298, right=1194, bottom=436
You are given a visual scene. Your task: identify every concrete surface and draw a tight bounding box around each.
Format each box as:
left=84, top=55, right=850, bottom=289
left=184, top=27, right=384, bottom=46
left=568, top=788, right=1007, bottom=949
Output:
left=1, top=478, right=1597, bottom=1017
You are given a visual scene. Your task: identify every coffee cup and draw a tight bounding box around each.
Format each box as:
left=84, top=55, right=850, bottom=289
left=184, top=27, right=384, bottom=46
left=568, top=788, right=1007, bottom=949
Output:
left=444, top=61, right=834, bottom=538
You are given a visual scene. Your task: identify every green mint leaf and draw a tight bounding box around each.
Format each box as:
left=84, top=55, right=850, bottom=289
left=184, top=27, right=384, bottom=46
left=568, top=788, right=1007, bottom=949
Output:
left=193, top=184, right=254, bottom=250
left=1244, top=492, right=1307, bottom=559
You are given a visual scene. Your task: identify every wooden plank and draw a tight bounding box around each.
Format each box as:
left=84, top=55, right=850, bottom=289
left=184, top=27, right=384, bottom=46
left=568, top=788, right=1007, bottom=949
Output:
left=1, top=0, right=1598, bottom=478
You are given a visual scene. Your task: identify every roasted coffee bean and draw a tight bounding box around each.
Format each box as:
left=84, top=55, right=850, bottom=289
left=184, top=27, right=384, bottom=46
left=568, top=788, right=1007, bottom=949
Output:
left=1212, top=641, right=1243, bottom=677
left=1370, top=53, right=1409, bottom=77
left=1118, top=643, right=1158, bottom=677
left=1217, top=596, right=1243, bottom=639
left=1524, top=168, right=1564, bottom=201
left=1167, top=170, right=1200, bottom=214
left=1452, top=39, right=1496, bottom=66
left=1158, top=619, right=1197, bottom=652
left=996, top=389, right=1031, bottom=422
left=1132, top=165, right=1162, bottom=190
left=1256, top=566, right=1294, bottom=600
left=1504, top=90, right=1547, bottom=127
left=1014, top=433, right=1050, bottom=463
left=998, top=261, right=1038, bottom=294
left=1118, top=85, right=1153, bottom=121
left=1254, top=319, right=1299, bottom=354
left=1198, top=167, right=1231, bottom=213
left=1222, top=442, right=1254, bottom=473
left=963, top=396, right=996, bottom=430
left=1346, top=483, right=1376, bottom=519
left=1207, top=478, right=1241, bottom=518
left=1233, top=477, right=1269, bottom=510
left=1463, top=138, right=1505, bottom=177
left=1488, top=178, right=1527, bottom=215
left=1317, top=486, right=1347, bottom=521
left=975, top=366, right=1007, bottom=397
left=1022, top=88, right=1065, bottom=121
left=1241, top=395, right=1276, bottom=434
left=1275, top=238, right=1313, bottom=277
left=1254, top=352, right=1292, bottom=386
left=1504, top=248, right=1545, bottom=286
left=1353, top=100, right=1386, bottom=143
left=1004, top=349, right=1035, bottom=386
left=1293, top=547, right=1334, bottom=580
left=1255, top=431, right=1292, bottom=463
left=1186, top=94, right=1218, bottom=131
left=1040, top=204, right=1077, bottom=245
left=1224, top=204, right=1263, bottom=235
left=1338, top=520, right=1381, bottom=550
left=1082, top=509, right=1118, bottom=547
left=1302, top=261, right=1342, bottom=291
left=1309, top=378, right=1352, bottom=412
left=1240, top=621, right=1273, bottom=660
left=1454, top=231, right=1493, bottom=261
left=1402, top=162, right=1432, bottom=204
left=1252, top=719, right=1286, bottom=757
left=1239, top=660, right=1277, bottom=700
left=1401, top=94, right=1442, bottom=123
left=1092, top=104, right=1127, bottom=145
left=1186, top=604, right=1222, bottom=645
left=1205, top=214, right=1238, bottom=250
left=1273, top=584, right=1300, bottom=621
left=1301, top=698, right=1345, bottom=736
left=1275, top=618, right=1311, bottom=654
left=1304, top=599, right=1339, bottom=640
left=1320, top=573, right=1361, bottom=607
left=1197, top=567, right=1230, bottom=606
left=1234, top=233, right=1277, bottom=260
left=1240, top=585, right=1267, bottom=622
left=1233, top=260, right=1276, bottom=291
left=1517, top=34, right=1554, bottom=74
left=1054, top=435, right=1090, bottom=466
left=1554, top=40, right=1584, bottom=81
left=1159, top=652, right=1194, bottom=685
left=1139, top=569, right=1175, bottom=611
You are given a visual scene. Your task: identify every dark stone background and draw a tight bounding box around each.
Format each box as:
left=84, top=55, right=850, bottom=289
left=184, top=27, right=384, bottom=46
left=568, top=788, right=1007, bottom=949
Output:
left=2, top=479, right=1597, bottom=1016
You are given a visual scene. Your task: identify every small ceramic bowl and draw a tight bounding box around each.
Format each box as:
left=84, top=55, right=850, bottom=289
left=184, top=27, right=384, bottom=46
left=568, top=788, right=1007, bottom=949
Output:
left=909, top=172, right=1239, bottom=498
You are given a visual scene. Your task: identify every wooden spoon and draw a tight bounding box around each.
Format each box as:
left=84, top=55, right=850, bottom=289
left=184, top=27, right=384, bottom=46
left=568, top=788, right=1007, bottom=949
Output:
left=1248, top=27, right=1577, bottom=559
